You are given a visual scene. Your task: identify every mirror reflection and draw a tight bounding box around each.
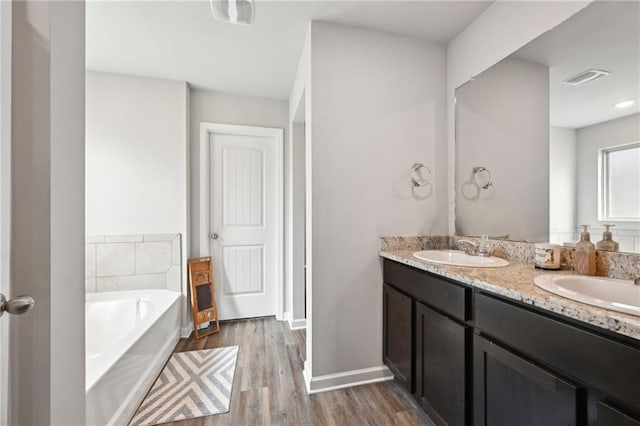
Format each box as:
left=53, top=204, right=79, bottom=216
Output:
left=455, top=1, right=640, bottom=253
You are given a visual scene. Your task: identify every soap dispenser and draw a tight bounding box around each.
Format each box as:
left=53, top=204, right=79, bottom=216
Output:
left=575, top=225, right=596, bottom=276
left=596, top=224, right=619, bottom=252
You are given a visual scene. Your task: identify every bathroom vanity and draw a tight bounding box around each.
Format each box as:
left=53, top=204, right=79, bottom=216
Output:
left=381, top=254, right=640, bottom=426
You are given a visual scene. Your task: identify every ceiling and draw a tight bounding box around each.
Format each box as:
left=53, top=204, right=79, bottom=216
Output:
left=513, top=1, right=640, bottom=129
left=86, top=0, right=493, bottom=100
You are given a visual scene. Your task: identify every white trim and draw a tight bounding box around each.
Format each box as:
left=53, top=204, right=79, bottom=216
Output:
left=199, top=122, right=285, bottom=321
left=284, top=310, right=306, bottom=330
left=304, top=365, right=394, bottom=395
left=180, top=324, right=193, bottom=339
left=303, top=361, right=312, bottom=394
left=598, top=141, right=640, bottom=222
left=288, top=318, right=307, bottom=330
left=0, top=2, right=11, bottom=423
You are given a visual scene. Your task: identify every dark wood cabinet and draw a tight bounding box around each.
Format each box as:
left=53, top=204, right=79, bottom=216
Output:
left=383, top=259, right=471, bottom=425
left=597, top=401, right=640, bottom=426
left=383, top=259, right=469, bottom=321
left=474, top=334, right=585, bottom=426
left=382, top=283, right=413, bottom=392
left=475, top=292, right=640, bottom=412
left=382, top=259, right=640, bottom=426
left=416, top=302, right=469, bottom=426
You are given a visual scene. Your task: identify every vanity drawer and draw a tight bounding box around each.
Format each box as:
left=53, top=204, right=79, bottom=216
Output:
left=475, top=292, right=640, bottom=411
left=383, top=259, right=469, bottom=321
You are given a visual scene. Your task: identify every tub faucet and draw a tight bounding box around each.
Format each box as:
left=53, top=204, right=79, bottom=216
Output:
left=634, top=277, right=640, bottom=285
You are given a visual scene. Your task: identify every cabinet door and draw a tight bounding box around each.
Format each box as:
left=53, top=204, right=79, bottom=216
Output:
left=474, top=334, right=585, bottom=426
left=383, top=283, right=413, bottom=391
left=415, top=302, right=468, bottom=426
left=597, top=401, right=640, bottom=426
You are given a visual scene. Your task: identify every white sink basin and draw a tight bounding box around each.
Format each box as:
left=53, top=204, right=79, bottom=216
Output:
left=534, top=274, right=640, bottom=316
left=413, top=250, right=509, bottom=268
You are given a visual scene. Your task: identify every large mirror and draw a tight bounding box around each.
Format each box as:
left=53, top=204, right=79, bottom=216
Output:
left=455, top=0, right=640, bottom=253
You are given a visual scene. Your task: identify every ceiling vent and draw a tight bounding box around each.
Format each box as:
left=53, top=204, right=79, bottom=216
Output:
left=563, top=69, right=610, bottom=86
left=210, top=0, right=255, bottom=25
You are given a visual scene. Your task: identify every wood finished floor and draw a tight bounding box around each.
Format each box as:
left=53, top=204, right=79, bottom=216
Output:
left=166, top=317, right=432, bottom=426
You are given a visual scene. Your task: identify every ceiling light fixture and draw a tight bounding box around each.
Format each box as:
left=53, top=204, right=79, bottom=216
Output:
left=614, top=99, right=636, bottom=109
left=563, top=69, right=610, bottom=86
left=210, top=0, right=255, bottom=25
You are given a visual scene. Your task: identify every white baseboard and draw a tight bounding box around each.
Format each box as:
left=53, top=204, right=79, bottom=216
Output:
left=304, top=365, right=394, bottom=394
left=288, top=318, right=307, bottom=330
left=180, top=323, right=193, bottom=338
left=303, top=361, right=312, bottom=394
left=283, top=311, right=306, bottom=329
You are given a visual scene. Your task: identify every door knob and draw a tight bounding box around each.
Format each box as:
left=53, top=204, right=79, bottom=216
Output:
left=0, top=294, right=35, bottom=317
left=210, top=232, right=219, bottom=240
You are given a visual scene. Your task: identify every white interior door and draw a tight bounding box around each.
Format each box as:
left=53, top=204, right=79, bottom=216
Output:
left=210, top=128, right=281, bottom=320
left=0, top=3, right=84, bottom=423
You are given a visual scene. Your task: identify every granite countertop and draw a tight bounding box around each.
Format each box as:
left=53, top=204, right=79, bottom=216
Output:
left=380, top=249, right=640, bottom=342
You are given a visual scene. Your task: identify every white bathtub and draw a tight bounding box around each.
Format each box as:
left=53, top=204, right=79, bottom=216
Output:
left=86, top=289, right=181, bottom=426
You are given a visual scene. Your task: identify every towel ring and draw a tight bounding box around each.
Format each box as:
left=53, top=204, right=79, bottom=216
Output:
left=473, top=166, right=493, bottom=189
left=411, top=163, right=431, bottom=187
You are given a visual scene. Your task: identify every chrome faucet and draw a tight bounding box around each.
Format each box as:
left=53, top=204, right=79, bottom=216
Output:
left=457, top=239, right=491, bottom=257
left=457, top=239, right=478, bottom=256
left=634, top=277, right=640, bottom=286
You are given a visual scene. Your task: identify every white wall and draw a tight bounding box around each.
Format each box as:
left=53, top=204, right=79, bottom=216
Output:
left=308, top=22, right=447, bottom=380
left=11, top=1, right=85, bottom=423
left=86, top=71, right=189, bottom=236
left=550, top=127, right=577, bottom=244
left=85, top=71, right=190, bottom=326
left=576, top=113, right=640, bottom=251
left=189, top=89, right=289, bottom=258
left=446, top=0, right=592, bottom=234
left=455, top=58, right=550, bottom=242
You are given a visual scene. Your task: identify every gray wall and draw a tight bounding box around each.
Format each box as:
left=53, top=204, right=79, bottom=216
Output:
left=309, top=21, right=447, bottom=377
left=291, top=122, right=306, bottom=321
left=455, top=58, right=550, bottom=242
left=549, top=127, right=577, bottom=244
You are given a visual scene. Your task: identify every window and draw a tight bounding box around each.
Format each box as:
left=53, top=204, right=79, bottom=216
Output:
left=599, top=142, right=640, bottom=221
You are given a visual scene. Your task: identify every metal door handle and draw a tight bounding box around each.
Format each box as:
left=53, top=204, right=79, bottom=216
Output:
left=0, top=294, right=35, bottom=317
left=210, top=232, right=219, bottom=240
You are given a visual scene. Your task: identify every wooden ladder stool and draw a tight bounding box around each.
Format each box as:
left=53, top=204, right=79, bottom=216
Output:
left=188, top=256, right=220, bottom=339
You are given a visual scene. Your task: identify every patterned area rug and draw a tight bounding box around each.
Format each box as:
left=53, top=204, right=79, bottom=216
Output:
left=130, top=346, right=239, bottom=425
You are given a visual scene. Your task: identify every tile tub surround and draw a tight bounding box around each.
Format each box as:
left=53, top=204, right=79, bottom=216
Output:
left=381, top=236, right=640, bottom=280
left=85, top=234, right=182, bottom=293
left=379, top=249, right=640, bottom=341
